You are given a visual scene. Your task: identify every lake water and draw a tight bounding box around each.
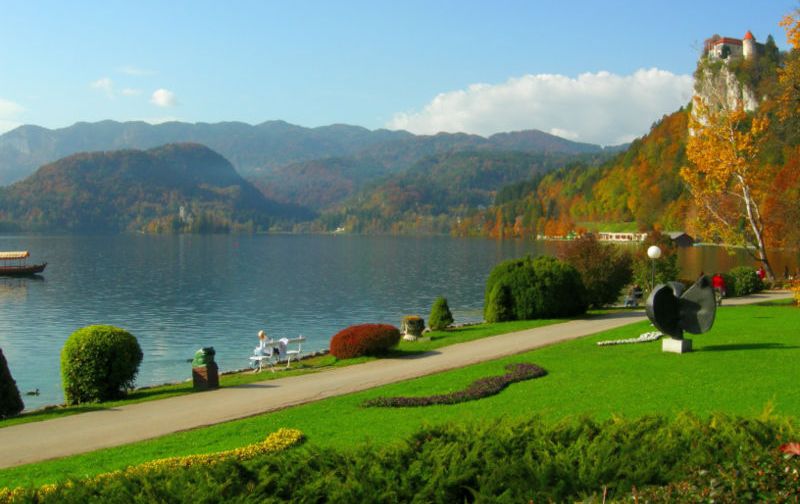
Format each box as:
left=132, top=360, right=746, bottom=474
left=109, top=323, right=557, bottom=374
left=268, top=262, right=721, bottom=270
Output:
left=0, top=234, right=796, bottom=410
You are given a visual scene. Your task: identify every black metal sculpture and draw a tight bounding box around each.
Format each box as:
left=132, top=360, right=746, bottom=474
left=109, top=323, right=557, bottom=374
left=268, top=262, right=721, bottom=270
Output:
left=645, top=275, right=717, bottom=340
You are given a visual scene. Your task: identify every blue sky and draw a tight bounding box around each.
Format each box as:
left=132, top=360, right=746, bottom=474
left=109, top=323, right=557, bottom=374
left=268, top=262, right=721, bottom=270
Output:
left=0, top=1, right=796, bottom=144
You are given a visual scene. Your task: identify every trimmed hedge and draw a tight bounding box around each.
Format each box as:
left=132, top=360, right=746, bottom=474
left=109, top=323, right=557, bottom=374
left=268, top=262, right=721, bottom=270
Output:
left=329, top=324, right=401, bottom=359
left=363, top=363, right=546, bottom=407
left=7, top=414, right=796, bottom=503
left=428, top=296, right=454, bottom=331
left=60, top=325, right=143, bottom=405
left=484, top=255, right=587, bottom=322
left=0, top=348, right=23, bottom=419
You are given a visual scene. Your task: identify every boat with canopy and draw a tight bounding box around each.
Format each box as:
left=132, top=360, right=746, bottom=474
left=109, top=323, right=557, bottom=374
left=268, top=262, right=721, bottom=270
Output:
left=0, top=251, right=47, bottom=276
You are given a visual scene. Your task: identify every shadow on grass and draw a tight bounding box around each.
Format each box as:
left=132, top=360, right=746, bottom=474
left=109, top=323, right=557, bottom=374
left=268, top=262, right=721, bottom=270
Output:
left=700, top=343, right=800, bottom=352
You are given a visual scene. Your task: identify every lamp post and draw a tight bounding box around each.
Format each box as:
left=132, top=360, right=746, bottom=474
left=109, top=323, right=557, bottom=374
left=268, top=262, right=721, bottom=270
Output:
left=647, top=245, right=662, bottom=291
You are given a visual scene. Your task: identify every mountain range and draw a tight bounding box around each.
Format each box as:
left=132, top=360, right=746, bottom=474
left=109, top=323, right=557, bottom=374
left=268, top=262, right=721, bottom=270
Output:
left=0, top=120, right=624, bottom=186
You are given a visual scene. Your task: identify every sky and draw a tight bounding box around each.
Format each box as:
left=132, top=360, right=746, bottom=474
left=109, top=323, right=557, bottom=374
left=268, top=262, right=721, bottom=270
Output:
left=0, top=0, right=796, bottom=145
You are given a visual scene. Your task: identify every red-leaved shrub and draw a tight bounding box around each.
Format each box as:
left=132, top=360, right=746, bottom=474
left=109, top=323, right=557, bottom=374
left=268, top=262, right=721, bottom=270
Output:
left=329, top=324, right=401, bottom=359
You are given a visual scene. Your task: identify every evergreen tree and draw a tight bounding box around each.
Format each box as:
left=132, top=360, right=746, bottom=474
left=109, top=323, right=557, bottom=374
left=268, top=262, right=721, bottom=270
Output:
left=0, top=348, right=24, bottom=418
left=429, top=296, right=454, bottom=331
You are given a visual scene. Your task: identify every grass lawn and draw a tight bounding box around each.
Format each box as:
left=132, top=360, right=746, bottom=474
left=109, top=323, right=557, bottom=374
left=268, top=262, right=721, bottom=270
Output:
left=2, top=302, right=798, bottom=488
left=0, top=318, right=566, bottom=429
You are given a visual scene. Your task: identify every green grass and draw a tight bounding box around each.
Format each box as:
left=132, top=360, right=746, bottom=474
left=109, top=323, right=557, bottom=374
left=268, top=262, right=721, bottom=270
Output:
left=0, top=318, right=564, bottom=429
left=1, top=303, right=798, bottom=489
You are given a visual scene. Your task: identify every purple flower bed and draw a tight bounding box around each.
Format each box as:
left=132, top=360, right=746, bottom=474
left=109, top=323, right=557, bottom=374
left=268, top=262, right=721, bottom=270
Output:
left=363, top=363, right=546, bottom=408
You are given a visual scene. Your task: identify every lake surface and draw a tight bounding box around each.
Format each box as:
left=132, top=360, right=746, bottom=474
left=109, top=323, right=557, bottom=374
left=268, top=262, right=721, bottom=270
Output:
left=0, top=234, right=795, bottom=410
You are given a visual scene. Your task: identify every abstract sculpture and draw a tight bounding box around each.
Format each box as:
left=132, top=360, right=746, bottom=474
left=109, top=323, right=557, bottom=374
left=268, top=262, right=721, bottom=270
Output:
left=645, top=275, right=717, bottom=353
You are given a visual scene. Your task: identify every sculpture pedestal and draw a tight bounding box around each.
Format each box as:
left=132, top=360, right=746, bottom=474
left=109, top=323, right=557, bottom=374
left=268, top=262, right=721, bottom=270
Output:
left=662, top=338, right=692, bottom=354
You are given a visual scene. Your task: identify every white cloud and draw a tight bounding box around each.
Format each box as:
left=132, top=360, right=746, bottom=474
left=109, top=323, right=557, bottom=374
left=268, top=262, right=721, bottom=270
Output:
left=387, top=68, right=694, bottom=146
left=150, top=88, right=177, bottom=107
left=0, top=98, right=25, bottom=134
left=90, top=77, right=114, bottom=97
left=121, top=88, right=142, bottom=96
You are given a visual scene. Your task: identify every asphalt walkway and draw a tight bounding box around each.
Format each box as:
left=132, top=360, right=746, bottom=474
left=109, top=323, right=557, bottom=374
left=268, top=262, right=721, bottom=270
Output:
left=0, top=290, right=790, bottom=469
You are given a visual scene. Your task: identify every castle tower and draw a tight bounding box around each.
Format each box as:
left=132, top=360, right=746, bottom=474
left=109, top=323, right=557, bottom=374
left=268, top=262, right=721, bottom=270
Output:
left=743, top=30, right=756, bottom=60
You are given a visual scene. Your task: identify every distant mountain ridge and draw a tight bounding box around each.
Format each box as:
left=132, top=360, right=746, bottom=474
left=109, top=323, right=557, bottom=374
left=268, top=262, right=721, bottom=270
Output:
left=0, top=120, right=625, bottom=186
left=0, top=143, right=309, bottom=233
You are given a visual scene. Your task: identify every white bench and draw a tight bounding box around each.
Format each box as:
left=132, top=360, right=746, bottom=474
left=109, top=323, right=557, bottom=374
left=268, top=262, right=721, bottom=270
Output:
left=249, top=336, right=306, bottom=372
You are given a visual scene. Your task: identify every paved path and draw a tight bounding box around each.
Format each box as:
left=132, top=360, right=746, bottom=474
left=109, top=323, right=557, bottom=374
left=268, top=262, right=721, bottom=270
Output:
left=0, top=290, right=790, bottom=469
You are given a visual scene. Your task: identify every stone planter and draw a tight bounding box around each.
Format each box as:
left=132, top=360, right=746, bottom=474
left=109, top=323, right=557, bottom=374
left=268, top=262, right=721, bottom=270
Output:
left=401, top=315, right=425, bottom=341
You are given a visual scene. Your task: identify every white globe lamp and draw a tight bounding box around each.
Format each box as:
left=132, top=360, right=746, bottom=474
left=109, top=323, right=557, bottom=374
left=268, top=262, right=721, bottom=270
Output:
left=647, top=245, right=662, bottom=291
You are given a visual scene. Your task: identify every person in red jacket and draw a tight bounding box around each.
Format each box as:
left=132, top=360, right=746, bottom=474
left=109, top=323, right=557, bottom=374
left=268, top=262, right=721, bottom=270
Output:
left=711, top=273, right=726, bottom=305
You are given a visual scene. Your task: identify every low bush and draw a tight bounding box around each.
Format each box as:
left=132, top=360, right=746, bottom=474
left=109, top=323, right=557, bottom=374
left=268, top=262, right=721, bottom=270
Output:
left=60, top=325, right=143, bottom=405
left=0, top=348, right=24, bottom=419
left=728, top=266, right=763, bottom=297
left=8, top=414, right=795, bottom=503
left=484, top=255, right=586, bottom=322
left=363, top=363, right=546, bottom=407
left=560, top=234, right=633, bottom=308
left=329, top=324, right=401, bottom=359
left=428, top=296, right=454, bottom=331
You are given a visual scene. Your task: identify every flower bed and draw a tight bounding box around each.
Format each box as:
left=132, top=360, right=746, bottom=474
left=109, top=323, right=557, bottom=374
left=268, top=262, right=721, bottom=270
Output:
left=363, top=363, right=546, bottom=407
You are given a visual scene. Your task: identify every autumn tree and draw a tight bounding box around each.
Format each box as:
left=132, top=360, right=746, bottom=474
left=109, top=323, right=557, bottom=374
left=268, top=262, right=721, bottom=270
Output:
left=778, top=11, right=800, bottom=134
left=681, top=97, right=775, bottom=280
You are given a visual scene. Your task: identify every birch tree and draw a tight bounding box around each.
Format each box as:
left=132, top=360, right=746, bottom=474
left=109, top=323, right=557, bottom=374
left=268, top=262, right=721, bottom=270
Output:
left=681, top=97, right=775, bottom=280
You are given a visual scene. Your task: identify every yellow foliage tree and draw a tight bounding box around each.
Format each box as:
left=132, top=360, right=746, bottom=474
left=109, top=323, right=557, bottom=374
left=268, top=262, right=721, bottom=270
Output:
left=779, top=10, right=800, bottom=121
left=681, top=97, right=775, bottom=280
left=780, top=10, right=800, bottom=49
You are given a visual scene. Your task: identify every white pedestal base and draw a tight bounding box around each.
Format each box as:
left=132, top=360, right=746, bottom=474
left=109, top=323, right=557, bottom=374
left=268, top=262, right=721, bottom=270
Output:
left=662, top=338, right=692, bottom=354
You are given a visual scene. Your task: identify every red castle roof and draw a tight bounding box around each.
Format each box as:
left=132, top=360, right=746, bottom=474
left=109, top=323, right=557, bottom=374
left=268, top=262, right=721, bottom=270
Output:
left=712, top=37, right=743, bottom=46
left=744, top=30, right=754, bottom=40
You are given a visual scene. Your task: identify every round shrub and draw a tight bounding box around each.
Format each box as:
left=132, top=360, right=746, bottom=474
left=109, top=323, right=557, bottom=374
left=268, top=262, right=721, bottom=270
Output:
left=0, top=348, right=24, bottom=418
left=61, top=325, right=143, bottom=405
left=728, top=266, right=763, bottom=297
left=329, top=324, right=400, bottom=359
left=429, top=296, right=454, bottom=331
left=560, top=234, right=633, bottom=308
left=484, top=255, right=587, bottom=322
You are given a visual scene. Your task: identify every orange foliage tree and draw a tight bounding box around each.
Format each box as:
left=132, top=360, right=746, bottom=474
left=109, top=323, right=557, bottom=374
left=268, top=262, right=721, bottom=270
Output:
left=681, top=97, right=775, bottom=280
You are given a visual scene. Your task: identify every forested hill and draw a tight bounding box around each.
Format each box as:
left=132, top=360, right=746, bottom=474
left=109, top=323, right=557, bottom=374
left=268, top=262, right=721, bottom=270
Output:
left=456, top=109, right=695, bottom=238
left=0, top=143, right=311, bottom=233
left=0, top=120, right=622, bottom=186
left=313, top=150, right=611, bottom=235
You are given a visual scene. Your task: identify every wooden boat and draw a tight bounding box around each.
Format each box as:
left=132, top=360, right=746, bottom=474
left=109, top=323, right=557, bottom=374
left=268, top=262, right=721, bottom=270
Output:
left=0, top=251, right=47, bottom=276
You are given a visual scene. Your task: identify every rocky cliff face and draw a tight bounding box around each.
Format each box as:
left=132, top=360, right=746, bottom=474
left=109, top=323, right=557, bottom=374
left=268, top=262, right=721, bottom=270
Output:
left=694, top=60, right=758, bottom=112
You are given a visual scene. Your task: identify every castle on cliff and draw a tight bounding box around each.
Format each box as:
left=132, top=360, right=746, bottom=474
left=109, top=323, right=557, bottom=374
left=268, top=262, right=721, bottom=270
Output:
left=703, top=31, right=764, bottom=61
